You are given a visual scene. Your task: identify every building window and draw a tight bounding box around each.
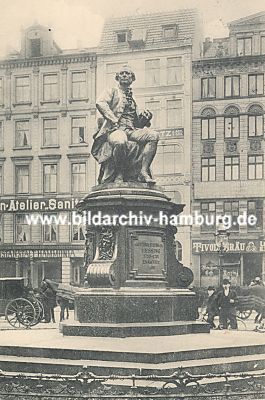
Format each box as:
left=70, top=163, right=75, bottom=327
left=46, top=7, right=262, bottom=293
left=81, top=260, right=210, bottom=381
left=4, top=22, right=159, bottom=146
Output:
left=43, top=213, right=58, bottom=242
left=72, top=224, right=85, bottom=241
left=201, top=117, right=216, bottom=140
left=224, top=156, right=239, bottom=180
left=0, top=121, right=3, bottom=148
left=15, top=165, right=29, bottom=194
left=31, top=38, right=41, bottom=57
left=224, top=201, right=239, bottom=231
left=71, top=72, right=87, bottom=99
left=15, top=214, right=30, bottom=242
left=201, top=202, right=216, bottom=232
left=153, top=144, right=183, bottom=175
left=224, top=116, right=239, bottom=138
left=71, top=117, right=86, bottom=144
left=71, top=163, right=86, bottom=193
left=0, top=78, right=3, bottom=104
left=248, top=74, right=264, bottom=96
left=248, top=155, right=263, bottom=179
left=248, top=114, right=263, bottom=137
left=166, top=99, right=182, bottom=128
left=117, top=32, right=127, bottom=43
left=175, top=240, right=182, bottom=262
left=201, top=77, right=216, bottom=99
left=0, top=215, right=2, bottom=243
left=201, top=157, right=216, bottom=181
left=145, top=101, right=160, bottom=129
left=145, top=59, right=160, bottom=86
left=163, top=25, right=177, bottom=39
left=43, top=164, right=57, bottom=193
left=224, top=76, right=240, bottom=97
left=167, top=57, right=182, bottom=85
left=106, top=63, right=124, bottom=86
left=43, top=74, right=58, bottom=101
left=247, top=200, right=263, bottom=230
left=15, top=120, right=30, bottom=148
left=261, top=36, right=265, bottom=54
left=0, top=165, right=2, bottom=194
left=15, top=76, right=30, bottom=103
left=43, top=118, right=58, bottom=146
left=237, top=37, right=252, bottom=56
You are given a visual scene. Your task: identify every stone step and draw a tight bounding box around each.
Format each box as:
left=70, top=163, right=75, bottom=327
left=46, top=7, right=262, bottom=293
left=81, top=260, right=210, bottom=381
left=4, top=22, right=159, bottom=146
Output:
left=0, top=353, right=265, bottom=376
left=0, top=341, right=264, bottom=364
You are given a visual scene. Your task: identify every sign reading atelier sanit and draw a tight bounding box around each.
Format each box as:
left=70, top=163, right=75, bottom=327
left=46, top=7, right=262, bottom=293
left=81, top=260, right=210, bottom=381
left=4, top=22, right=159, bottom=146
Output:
left=0, top=198, right=80, bottom=212
left=133, top=235, right=164, bottom=275
left=193, top=240, right=265, bottom=253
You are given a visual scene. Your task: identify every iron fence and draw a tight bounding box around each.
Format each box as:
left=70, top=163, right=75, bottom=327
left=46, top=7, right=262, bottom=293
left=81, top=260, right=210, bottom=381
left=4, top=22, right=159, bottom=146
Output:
left=0, top=366, right=265, bottom=399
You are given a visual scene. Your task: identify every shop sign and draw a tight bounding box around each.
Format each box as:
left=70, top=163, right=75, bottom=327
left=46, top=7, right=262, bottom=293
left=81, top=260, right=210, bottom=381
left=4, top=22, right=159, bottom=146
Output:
left=0, top=249, right=76, bottom=259
left=193, top=240, right=265, bottom=253
left=0, top=198, right=81, bottom=213
left=159, top=128, right=184, bottom=139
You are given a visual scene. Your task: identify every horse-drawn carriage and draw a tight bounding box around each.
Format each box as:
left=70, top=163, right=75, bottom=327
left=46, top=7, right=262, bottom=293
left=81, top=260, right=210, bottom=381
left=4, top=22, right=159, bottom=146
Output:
left=0, top=277, right=76, bottom=328
left=236, top=285, right=265, bottom=322
left=0, top=277, right=44, bottom=328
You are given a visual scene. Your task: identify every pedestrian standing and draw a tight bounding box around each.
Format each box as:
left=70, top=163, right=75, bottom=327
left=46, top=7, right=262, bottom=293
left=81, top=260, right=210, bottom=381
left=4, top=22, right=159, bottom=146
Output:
left=40, top=280, right=57, bottom=323
left=216, top=279, right=238, bottom=330
left=204, top=286, right=218, bottom=329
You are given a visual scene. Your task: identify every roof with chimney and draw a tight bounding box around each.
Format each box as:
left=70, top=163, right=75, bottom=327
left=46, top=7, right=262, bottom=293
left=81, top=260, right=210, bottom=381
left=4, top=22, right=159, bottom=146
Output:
left=98, top=9, right=200, bottom=54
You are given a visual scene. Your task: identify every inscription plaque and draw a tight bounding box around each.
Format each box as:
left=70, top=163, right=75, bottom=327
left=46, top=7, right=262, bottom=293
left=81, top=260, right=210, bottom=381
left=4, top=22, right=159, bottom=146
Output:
left=133, top=234, right=165, bottom=276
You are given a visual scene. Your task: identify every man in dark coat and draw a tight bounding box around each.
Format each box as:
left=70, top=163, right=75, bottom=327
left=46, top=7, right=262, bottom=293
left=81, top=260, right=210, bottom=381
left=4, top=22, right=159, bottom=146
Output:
left=40, top=280, right=57, bottom=323
left=92, top=65, right=159, bottom=184
left=216, top=279, right=238, bottom=329
left=205, top=286, right=219, bottom=329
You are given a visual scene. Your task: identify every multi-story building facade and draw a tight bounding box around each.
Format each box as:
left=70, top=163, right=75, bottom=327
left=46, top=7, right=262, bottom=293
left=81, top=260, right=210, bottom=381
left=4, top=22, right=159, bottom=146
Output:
left=192, top=12, right=265, bottom=287
left=97, top=9, right=202, bottom=267
left=0, top=24, right=97, bottom=287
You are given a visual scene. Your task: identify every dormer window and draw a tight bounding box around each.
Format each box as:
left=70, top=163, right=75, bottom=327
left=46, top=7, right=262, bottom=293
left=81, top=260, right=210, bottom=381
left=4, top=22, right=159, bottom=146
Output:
left=31, top=38, right=41, bottom=57
left=163, top=25, right=177, bottom=39
left=117, top=32, right=127, bottom=43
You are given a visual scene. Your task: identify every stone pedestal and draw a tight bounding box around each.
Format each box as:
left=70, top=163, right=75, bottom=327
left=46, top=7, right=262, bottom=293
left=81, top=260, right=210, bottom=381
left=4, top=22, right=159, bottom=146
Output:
left=61, top=183, right=209, bottom=336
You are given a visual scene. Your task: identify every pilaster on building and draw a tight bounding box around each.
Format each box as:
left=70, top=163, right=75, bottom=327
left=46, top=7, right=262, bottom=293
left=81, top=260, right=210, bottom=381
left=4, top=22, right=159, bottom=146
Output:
left=192, top=12, right=265, bottom=287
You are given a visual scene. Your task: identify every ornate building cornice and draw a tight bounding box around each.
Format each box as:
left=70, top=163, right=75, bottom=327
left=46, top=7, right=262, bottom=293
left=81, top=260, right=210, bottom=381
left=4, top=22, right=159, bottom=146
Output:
left=0, top=53, right=97, bottom=70
left=192, top=54, right=265, bottom=77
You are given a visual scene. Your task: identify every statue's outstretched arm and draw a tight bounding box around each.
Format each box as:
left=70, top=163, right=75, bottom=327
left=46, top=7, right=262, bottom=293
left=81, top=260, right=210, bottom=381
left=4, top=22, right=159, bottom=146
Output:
left=96, top=88, right=119, bottom=124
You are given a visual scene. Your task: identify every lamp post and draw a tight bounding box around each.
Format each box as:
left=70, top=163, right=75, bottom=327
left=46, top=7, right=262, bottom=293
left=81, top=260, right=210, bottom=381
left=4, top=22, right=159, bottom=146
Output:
left=214, top=223, right=230, bottom=285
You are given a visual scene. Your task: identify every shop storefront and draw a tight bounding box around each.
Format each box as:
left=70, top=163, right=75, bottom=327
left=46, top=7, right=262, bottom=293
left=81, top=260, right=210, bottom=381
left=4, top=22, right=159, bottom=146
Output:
left=193, top=239, right=265, bottom=287
left=0, top=245, right=84, bottom=288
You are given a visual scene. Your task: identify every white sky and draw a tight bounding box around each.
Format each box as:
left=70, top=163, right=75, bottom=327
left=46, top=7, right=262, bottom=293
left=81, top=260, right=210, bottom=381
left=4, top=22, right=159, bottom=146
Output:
left=0, top=0, right=264, bottom=57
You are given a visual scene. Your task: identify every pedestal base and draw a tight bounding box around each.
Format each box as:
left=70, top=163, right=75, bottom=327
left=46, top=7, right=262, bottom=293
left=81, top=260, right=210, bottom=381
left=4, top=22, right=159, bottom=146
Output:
left=60, top=320, right=209, bottom=337
left=60, top=288, right=210, bottom=337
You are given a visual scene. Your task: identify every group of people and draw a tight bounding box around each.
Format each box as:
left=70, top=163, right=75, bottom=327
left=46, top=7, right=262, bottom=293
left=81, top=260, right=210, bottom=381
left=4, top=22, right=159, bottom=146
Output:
left=205, top=279, right=238, bottom=330
left=204, top=277, right=265, bottom=330
left=40, top=279, right=70, bottom=323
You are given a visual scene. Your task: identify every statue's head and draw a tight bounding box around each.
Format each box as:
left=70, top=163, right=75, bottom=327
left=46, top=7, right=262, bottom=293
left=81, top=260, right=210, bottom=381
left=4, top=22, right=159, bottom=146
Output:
left=115, top=65, right=135, bottom=85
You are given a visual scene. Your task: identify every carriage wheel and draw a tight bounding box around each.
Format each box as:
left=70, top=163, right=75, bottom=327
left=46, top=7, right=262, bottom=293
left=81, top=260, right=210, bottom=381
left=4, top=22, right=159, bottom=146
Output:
left=30, top=298, right=44, bottom=326
left=5, top=298, right=36, bottom=329
left=237, top=309, right=252, bottom=320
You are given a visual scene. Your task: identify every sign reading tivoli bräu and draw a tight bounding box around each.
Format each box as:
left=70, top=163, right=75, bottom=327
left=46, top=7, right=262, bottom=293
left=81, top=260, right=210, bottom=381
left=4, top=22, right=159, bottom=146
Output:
left=193, top=240, right=265, bottom=253
left=0, top=198, right=80, bottom=212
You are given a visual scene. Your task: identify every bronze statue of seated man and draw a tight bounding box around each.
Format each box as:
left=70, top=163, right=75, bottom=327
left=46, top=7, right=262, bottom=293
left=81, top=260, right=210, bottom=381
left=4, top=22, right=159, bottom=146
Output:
left=92, top=65, right=159, bottom=184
